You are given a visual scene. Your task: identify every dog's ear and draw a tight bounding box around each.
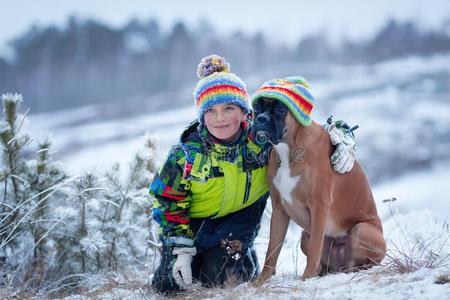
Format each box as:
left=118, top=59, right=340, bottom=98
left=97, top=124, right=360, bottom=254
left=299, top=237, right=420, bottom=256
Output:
left=283, top=110, right=299, bottom=137
left=286, top=111, right=297, bottom=125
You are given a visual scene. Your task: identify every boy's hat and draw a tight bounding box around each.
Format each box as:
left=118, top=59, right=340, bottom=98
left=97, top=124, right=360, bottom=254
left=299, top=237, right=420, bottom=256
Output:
left=193, top=55, right=250, bottom=123
left=252, top=76, right=315, bottom=126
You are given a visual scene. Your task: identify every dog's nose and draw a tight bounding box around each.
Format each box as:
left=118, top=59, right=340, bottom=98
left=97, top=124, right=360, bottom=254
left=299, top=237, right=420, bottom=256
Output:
left=256, top=114, right=270, bottom=123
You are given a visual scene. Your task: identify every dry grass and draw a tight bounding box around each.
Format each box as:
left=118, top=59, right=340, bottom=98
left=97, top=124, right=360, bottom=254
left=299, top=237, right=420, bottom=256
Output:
left=0, top=287, right=35, bottom=300
left=380, top=199, right=450, bottom=275
left=434, top=273, right=450, bottom=285
left=381, top=236, right=450, bottom=274
left=172, top=282, right=303, bottom=300
left=66, top=270, right=154, bottom=299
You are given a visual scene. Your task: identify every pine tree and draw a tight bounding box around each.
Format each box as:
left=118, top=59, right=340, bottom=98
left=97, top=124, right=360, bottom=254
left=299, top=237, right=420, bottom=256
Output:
left=26, top=138, right=67, bottom=283
left=0, top=93, right=32, bottom=268
left=100, top=138, right=156, bottom=271
left=0, top=94, right=70, bottom=287
left=0, top=93, right=160, bottom=295
left=66, top=172, right=103, bottom=273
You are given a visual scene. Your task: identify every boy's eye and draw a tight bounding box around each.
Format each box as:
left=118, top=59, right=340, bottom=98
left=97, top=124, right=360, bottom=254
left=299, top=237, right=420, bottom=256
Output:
left=205, top=108, right=214, bottom=114
left=225, top=106, right=236, bottom=111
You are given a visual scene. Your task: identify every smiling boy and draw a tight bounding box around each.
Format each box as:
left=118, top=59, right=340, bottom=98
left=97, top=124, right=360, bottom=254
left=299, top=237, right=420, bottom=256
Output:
left=149, top=55, right=356, bottom=294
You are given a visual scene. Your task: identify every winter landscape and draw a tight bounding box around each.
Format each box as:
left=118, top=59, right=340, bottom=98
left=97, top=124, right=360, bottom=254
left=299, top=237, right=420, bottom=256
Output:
left=1, top=53, right=447, bottom=299
left=1, top=1, right=450, bottom=299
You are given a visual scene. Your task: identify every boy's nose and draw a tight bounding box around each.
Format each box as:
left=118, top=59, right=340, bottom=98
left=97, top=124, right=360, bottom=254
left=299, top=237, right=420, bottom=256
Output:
left=216, top=111, right=225, bottom=121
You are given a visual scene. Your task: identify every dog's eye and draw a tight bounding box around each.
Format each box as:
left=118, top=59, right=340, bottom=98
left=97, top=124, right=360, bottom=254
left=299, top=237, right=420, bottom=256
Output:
left=253, top=103, right=261, bottom=114
left=275, top=105, right=288, bottom=115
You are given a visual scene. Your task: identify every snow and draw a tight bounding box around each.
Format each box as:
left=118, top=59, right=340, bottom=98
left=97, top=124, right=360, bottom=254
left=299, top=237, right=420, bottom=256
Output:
left=28, top=104, right=196, bottom=173
left=245, top=207, right=450, bottom=300
left=18, top=54, right=450, bottom=298
left=374, top=163, right=450, bottom=220
left=313, top=53, right=450, bottom=100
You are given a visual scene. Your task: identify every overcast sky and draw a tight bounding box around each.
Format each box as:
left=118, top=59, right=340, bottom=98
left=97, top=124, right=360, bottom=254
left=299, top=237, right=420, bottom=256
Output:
left=1, top=0, right=449, bottom=48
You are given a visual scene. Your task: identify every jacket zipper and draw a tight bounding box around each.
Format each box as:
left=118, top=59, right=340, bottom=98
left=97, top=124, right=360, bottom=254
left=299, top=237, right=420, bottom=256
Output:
left=242, top=171, right=252, bottom=204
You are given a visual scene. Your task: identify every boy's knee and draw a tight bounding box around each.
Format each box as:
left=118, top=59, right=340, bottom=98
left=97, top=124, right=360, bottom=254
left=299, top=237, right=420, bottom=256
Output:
left=200, top=246, right=259, bottom=286
left=200, top=246, right=228, bottom=286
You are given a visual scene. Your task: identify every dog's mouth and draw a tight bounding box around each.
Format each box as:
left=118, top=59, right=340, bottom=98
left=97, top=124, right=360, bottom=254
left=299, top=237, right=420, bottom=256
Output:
left=255, top=130, right=283, bottom=147
left=254, top=125, right=287, bottom=145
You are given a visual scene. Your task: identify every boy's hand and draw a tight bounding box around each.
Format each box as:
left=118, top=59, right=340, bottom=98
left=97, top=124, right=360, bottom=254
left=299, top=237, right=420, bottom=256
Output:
left=324, top=117, right=358, bottom=174
left=172, top=247, right=197, bottom=287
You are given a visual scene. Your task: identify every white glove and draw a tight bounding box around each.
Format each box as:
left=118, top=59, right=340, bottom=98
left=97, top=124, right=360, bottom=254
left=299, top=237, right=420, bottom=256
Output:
left=172, top=247, right=197, bottom=288
left=327, top=125, right=356, bottom=174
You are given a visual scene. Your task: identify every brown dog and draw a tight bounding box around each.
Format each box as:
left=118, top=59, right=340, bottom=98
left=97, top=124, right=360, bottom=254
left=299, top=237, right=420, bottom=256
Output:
left=252, top=99, right=386, bottom=283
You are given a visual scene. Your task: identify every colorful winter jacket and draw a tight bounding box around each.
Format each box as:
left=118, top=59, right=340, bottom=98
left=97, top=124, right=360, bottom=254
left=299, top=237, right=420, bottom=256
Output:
left=149, top=120, right=271, bottom=248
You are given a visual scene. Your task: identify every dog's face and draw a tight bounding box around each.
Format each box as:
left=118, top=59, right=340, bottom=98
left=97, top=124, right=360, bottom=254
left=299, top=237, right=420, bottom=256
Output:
left=252, top=98, right=289, bottom=145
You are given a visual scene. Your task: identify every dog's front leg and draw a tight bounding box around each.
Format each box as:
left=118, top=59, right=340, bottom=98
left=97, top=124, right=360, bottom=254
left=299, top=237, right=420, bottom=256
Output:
left=302, top=196, right=330, bottom=280
left=255, top=185, right=290, bottom=286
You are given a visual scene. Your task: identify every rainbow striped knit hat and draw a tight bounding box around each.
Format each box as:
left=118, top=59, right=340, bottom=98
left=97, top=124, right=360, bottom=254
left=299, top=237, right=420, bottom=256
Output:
left=193, top=55, right=250, bottom=123
left=252, top=76, right=315, bottom=126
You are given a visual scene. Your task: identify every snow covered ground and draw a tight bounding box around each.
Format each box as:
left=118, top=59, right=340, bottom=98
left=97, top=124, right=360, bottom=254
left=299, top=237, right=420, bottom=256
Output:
left=23, top=54, right=450, bottom=299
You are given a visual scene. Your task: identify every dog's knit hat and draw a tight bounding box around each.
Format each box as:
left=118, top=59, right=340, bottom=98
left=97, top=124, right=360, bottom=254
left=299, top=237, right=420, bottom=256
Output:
left=252, top=76, right=315, bottom=126
left=193, top=55, right=250, bottom=123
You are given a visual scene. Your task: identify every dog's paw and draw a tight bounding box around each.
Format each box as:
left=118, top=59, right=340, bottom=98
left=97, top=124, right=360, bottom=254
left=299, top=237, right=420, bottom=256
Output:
left=253, top=269, right=275, bottom=287
left=301, top=265, right=320, bottom=280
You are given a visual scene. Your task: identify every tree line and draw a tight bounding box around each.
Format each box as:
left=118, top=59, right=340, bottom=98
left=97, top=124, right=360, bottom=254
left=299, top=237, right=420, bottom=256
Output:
left=0, top=17, right=449, bottom=113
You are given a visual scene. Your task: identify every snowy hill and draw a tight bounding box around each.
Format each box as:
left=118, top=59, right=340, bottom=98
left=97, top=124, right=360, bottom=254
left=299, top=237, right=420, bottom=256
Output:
left=21, top=54, right=450, bottom=299
left=28, top=54, right=450, bottom=184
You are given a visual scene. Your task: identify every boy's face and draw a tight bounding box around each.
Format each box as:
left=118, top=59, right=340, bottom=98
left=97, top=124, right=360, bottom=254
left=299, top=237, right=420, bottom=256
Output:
left=204, top=103, right=246, bottom=143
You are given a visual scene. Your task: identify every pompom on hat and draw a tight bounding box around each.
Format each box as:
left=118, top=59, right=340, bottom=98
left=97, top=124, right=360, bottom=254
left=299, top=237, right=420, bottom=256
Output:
left=252, top=76, right=315, bottom=126
left=193, top=55, right=250, bottom=123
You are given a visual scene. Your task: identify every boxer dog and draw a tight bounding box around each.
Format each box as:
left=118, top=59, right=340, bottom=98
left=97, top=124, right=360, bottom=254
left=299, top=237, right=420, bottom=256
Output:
left=252, top=97, right=386, bottom=283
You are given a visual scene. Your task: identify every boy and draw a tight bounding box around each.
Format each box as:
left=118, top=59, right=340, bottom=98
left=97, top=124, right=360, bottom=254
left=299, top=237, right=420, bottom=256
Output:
left=149, top=55, right=356, bottom=294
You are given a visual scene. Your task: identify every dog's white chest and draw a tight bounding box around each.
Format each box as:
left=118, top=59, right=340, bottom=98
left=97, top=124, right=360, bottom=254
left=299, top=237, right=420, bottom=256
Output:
left=273, top=143, right=300, bottom=205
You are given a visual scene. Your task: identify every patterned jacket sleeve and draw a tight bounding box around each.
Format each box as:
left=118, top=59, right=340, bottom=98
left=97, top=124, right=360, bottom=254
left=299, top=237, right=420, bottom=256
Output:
left=149, top=145, right=194, bottom=248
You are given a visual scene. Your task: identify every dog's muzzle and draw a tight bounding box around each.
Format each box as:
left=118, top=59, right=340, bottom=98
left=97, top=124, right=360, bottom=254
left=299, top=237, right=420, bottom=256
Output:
left=253, top=114, right=272, bottom=145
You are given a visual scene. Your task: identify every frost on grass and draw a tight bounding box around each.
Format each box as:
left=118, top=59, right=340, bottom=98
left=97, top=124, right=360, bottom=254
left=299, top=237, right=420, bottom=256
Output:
left=0, top=95, right=160, bottom=298
left=381, top=208, right=450, bottom=274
